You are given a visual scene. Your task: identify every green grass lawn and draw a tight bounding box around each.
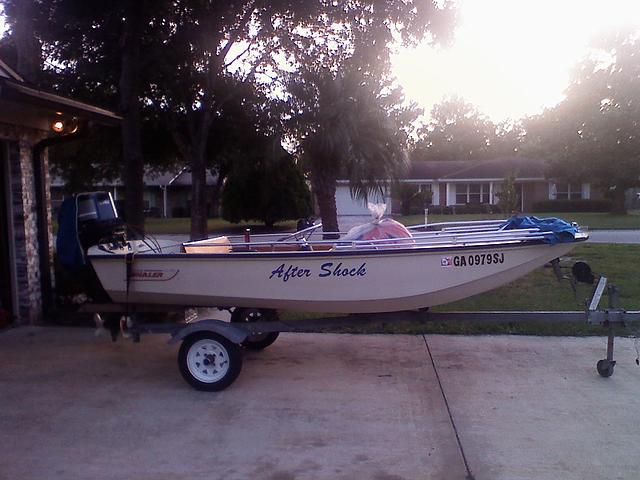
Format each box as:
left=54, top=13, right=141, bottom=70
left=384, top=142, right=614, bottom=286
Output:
left=141, top=210, right=640, bottom=235
left=433, top=243, right=640, bottom=311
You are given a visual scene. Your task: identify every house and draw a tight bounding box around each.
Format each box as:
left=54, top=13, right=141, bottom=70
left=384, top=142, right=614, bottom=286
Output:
left=335, top=157, right=599, bottom=215
left=50, top=167, right=219, bottom=218
left=0, top=57, right=120, bottom=326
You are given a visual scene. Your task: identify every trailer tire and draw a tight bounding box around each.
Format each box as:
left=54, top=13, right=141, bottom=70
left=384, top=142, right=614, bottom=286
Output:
left=178, top=332, right=242, bottom=391
left=231, top=308, right=280, bottom=351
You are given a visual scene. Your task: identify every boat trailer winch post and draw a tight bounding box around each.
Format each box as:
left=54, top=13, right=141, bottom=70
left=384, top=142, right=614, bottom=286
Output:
left=584, top=277, right=640, bottom=377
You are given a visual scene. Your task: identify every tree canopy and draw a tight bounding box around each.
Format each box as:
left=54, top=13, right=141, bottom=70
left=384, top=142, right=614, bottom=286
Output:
left=524, top=29, right=640, bottom=213
left=412, top=95, right=523, bottom=162
left=221, top=138, right=312, bottom=227
left=3, top=0, right=455, bottom=235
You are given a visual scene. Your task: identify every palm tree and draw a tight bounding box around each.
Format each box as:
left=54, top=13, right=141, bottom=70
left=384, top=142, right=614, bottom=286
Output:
left=299, top=72, right=409, bottom=237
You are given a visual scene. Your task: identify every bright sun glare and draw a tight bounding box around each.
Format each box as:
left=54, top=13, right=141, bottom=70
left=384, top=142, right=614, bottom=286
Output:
left=392, top=0, right=640, bottom=123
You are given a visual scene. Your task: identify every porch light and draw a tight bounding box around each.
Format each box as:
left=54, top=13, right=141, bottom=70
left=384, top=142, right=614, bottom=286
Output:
left=50, top=117, right=79, bottom=134
left=51, top=120, right=65, bottom=133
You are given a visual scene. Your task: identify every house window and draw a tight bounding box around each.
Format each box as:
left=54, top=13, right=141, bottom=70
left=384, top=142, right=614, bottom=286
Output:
left=555, top=183, right=582, bottom=200
left=455, top=183, right=490, bottom=204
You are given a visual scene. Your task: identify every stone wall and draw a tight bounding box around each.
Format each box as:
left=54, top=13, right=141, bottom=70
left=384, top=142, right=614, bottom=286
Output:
left=0, top=122, right=48, bottom=324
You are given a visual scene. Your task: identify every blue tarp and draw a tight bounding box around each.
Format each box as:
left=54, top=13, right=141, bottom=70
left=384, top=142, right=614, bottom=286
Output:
left=500, top=215, right=578, bottom=244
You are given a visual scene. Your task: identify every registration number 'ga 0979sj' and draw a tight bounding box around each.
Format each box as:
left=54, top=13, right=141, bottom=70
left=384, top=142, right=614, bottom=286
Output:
left=441, top=252, right=505, bottom=268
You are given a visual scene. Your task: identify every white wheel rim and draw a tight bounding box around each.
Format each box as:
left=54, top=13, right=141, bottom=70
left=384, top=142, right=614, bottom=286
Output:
left=187, top=339, right=230, bottom=383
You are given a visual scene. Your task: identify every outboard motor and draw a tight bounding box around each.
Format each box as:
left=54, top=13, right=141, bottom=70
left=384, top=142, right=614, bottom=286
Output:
left=57, top=192, right=126, bottom=302
left=57, top=192, right=126, bottom=270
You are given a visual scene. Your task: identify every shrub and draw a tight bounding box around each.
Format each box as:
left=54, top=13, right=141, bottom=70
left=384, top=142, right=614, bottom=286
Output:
left=171, top=206, right=190, bottom=217
left=391, top=184, right=433, bottom=215
left=221, top=156, right=312, bottom=227
left=496, top=173, right=520, bottom=214
left=446, top=203, right=496, bottom=214
left=532, top=199, right=612, bottom=213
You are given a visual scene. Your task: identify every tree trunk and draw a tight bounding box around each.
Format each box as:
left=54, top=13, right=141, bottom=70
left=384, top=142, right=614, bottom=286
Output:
left=13, top=1, right=42, bottom=84
left=190, top=146, right=209, bottom=240
left=610, top=187, right=627, bottom=215
left=311, top=175, right=340, bottom=239
left=210, top=167, right=226, bottom=218
left=120, top=1, right=145, bottom=237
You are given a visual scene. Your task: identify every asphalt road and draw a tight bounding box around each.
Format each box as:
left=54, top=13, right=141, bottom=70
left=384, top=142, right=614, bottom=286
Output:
left=586, top=229, right=640, bottom=243
left=2, top=327, right=640, bottom=480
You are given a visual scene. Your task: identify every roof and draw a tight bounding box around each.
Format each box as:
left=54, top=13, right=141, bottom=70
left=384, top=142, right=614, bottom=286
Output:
left=0, top=55, right=121, bottom=129
left=0, top=58, right=24, bottom=81
left=408, top=157, right=547, bottom=181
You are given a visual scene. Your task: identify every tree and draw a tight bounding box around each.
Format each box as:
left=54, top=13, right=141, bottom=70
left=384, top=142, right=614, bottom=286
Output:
left=391, top=183, right=432, bottom=216
left=495, top=172, right=520, bottom=214
left=3, top=0, right=162, bottom=234
left=412, top=97, right=526, bottom=162
left=221, top=139, right=311, bottom=228
left=118, top=0, right=148, bottom=235
left=293, top=70, right=413, bottom=236
left=13, top=0, right=454, bottom=240
left=147, top=0, right=453, bottom=239
left=524, top=29, right=640, bottom=214
left=413, top=95, right=497, bottom=161
left=2, top=0, right=42, bottom=83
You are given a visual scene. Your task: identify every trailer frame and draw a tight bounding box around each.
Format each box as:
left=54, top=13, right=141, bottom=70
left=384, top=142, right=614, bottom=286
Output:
left=79, top=276, right=640, bottom=390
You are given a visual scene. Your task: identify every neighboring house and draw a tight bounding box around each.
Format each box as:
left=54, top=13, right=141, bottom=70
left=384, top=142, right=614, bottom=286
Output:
left=334, top=181, right=390, bottom=215
left=0, top=57, right=120, bottom=325
left=51, top=167, right=218, bottom=218
left=335, top=157, right=599, bottom=215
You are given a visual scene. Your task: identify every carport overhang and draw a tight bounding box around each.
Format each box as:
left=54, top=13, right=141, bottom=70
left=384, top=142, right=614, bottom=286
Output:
left=0, top=77, right=121, bottom=130
left=0, top=74, right=121, bottom=320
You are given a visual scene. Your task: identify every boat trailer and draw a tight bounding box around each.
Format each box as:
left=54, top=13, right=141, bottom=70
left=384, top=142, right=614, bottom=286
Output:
left=80, top=275, right=640, bottom=391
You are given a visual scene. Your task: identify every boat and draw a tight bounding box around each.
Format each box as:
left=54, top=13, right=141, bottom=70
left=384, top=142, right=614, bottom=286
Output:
left=57, top=193, right=598, bottom=391
left=86, top=215, right=589, bottom=313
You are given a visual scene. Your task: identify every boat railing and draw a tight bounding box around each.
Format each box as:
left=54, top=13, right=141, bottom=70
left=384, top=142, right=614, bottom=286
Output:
left=182, top=226, right=555, bottom=253
left=407, top=219, right=507, bottom=231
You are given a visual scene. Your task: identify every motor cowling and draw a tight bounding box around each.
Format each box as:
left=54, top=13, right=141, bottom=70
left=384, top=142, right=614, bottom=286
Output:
left=57, top=192, right=125, bottom=271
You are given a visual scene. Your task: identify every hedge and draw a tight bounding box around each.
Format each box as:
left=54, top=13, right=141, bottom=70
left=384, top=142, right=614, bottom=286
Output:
left=428, top=203, right=498, bottom=215
left=531, top=199, right=612, bottom=212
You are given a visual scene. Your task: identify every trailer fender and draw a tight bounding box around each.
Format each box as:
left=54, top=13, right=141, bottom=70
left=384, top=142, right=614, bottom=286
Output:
left=168, top=319, right=248, bottom=345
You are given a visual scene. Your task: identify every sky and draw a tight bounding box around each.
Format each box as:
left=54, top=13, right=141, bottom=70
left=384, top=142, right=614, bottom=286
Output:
left=0, top=6, right=6, bottom=37
left=2, top=1, right=640, bottom=124
left=392, top=0, right=640, bottom=123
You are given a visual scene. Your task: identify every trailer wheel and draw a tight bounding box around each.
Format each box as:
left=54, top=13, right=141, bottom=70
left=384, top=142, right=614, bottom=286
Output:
left=596, top=359, right=615, bottom=378
left=231, top=308, right=280, bottom=351
left=178, top=332, right=242, bottom=391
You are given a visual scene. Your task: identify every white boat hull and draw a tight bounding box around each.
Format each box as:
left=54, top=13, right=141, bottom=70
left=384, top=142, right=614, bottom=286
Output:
left=88, top=241, right=579, bottom=313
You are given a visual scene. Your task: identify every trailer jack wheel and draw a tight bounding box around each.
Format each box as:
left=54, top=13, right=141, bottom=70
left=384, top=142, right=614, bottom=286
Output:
left=178, top=332, right=243, bottom=391
left=597, top=359, right=616, bottom=378
left=231, top=308, right=280, bottom=351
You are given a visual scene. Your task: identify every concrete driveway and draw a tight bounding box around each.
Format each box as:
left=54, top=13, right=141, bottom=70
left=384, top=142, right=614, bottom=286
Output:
left=1, top=327, right=639, bottom=480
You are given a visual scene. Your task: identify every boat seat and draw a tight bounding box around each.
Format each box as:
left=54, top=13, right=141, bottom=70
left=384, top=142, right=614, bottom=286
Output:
left=254, top=244, right=303, bottom=252
left=310, top=244, right=334, bottom=251
left=183, top=236, right=231, bottom=254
